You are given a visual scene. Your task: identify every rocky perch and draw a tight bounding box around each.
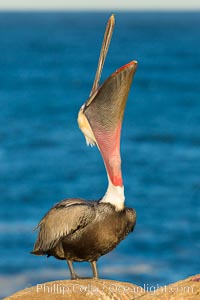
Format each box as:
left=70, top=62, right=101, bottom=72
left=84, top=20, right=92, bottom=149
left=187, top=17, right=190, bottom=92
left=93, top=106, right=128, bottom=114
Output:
left=4, top=274, right=200, bottom=300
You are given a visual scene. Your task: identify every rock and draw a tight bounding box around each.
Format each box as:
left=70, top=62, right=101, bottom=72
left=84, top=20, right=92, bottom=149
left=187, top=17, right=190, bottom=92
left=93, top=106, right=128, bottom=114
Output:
left=3, top=274, right=200, bottom=300
left=139, top=274, right=200, bottom=300
left=3, top=279, right=146, bottom=300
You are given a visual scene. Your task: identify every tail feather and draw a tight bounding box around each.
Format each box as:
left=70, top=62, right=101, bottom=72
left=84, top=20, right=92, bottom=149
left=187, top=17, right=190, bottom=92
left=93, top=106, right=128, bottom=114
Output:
left=30, top=249, right=45, bottom=256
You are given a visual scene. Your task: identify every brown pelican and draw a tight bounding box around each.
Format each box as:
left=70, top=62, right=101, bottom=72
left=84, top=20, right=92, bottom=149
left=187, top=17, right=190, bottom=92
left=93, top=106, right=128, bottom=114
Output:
left=31, top=15, right=137, bottom=280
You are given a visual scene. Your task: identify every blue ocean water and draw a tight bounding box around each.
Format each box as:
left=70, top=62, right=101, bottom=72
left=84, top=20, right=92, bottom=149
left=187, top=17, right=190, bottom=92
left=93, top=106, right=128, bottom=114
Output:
left=0, top=11, right=200, bottom=298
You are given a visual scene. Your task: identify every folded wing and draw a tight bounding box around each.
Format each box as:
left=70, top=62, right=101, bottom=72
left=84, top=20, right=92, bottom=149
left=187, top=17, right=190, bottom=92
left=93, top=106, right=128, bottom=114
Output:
left=32, top=199, right=95, bottom=254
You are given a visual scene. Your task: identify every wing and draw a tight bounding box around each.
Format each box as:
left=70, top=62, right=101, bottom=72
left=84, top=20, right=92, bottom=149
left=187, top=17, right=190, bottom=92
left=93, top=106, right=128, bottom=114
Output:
left=32, top=199, right=95, bottom=254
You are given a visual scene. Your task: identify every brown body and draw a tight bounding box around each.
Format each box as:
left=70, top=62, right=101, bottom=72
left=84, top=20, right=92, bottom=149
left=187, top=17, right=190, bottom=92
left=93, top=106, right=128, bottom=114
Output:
left=32, top=199, right=136, bottom=262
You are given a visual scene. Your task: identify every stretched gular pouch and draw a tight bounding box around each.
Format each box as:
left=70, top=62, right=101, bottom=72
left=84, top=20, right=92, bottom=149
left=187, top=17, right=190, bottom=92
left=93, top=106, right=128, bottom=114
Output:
left=78, top=15, right=137, bottom=187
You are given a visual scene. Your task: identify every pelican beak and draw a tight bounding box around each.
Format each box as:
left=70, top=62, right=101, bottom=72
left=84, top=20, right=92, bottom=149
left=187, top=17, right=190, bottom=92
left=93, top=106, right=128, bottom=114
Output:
left=78, top=60, right=137, bottom=186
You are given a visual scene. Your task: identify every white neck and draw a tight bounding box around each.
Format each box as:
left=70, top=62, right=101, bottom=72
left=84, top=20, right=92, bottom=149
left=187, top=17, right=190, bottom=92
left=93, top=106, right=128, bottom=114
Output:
left=100, top=179, right=125, bottom=211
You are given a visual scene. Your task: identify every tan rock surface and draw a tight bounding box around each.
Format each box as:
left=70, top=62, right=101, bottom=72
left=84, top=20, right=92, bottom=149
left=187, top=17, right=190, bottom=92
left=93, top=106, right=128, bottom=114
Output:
left=139, top=274, right=200, bottom=300
left=3, top=279, right=146, bottom=300
left=4, top=274, right=200, bottom=300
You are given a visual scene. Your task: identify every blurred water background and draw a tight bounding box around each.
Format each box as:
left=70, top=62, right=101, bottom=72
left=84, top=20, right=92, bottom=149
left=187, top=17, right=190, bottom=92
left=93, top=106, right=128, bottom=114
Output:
left=0, top=11, right=199, bottom=298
